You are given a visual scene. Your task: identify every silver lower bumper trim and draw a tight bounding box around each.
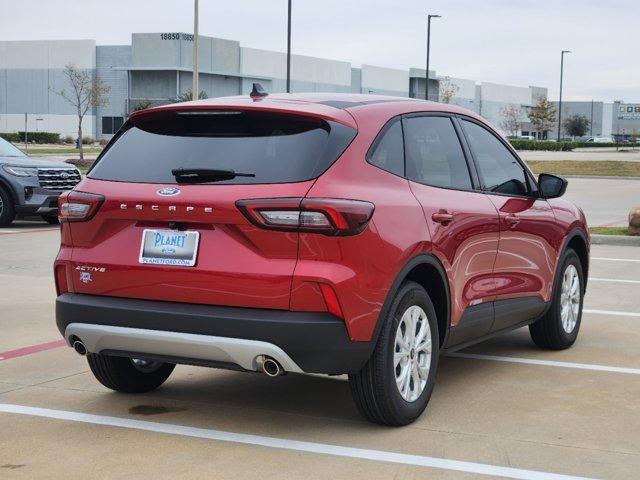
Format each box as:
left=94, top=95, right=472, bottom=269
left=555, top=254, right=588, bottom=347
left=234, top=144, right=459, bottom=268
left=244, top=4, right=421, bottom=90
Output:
left=64, top=323, right=303, bottom=373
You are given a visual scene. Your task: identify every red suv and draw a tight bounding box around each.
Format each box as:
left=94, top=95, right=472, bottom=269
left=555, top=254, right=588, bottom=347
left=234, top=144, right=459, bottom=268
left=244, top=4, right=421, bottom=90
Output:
left=54, top=91, right=589, bottom=425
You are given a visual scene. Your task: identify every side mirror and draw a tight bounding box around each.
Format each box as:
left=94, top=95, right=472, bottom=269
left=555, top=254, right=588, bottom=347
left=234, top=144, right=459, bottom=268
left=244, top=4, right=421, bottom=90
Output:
left=538, top=173, right=568, bottom=199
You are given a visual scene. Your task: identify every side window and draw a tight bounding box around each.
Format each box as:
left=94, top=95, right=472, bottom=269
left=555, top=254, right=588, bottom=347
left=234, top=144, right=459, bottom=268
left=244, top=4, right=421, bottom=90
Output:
left=403, top=116, right=472, bottom=190
left=462, top=120, right=529, bottom=196
left=367, top=119, right=404, bottom=176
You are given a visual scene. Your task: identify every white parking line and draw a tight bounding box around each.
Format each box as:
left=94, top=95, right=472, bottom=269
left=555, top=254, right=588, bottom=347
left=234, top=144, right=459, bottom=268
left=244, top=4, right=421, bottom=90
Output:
left=584, top=309, right=640, bottom=318
left=590, top=277, right=640, bottom=284
left=0, top=404, right=592, bottom=480
left=591, top=257, right=640, bottom=263
left=448, top=353, right=640, bottom=375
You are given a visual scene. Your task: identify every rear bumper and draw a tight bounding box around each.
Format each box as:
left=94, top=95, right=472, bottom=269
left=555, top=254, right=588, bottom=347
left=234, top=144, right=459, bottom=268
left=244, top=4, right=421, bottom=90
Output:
left=56, top=293, right=374, bottom=374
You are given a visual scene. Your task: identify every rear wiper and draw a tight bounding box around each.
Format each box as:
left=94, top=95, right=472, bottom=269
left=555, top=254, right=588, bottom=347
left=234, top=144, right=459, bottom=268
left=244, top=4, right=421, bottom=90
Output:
left=171, top=168, right=255, bottom=184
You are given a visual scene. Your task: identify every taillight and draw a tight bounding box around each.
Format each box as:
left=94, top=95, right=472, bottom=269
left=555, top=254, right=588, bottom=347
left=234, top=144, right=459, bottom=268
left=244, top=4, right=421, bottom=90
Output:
left=58, top=191, right=105, bottom=222
left=236, top=198, right=375, bottom=236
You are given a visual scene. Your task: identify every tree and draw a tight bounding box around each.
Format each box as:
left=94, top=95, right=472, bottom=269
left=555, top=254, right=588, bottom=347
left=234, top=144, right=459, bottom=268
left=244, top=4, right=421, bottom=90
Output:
left=438, top=76, right=460, bottom=104
left=563, top=114, right=590, bottom=139
left=53, top=63, right=109, bottom=160
left=500, top=104, right=522, bottom=137
left=528, top=97, right=556, bottom=139
left=175, top=88, right=208, bottom=102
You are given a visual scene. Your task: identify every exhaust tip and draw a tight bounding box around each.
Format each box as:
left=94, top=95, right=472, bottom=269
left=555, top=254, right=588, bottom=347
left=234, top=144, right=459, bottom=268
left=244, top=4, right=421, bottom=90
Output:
left=72, top=340, right=88, bottom=356
left=261, top=357, right=283, bottom=377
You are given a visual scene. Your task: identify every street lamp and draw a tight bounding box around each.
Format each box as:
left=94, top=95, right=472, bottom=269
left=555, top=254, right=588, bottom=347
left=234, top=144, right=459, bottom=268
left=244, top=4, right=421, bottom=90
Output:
left=425, top=14, right=441, bottom=101
left=193, top=0, right=199, bottom=98
left=557, top=50, right=571, bottom=141
left=286, top=0, right=292, bottom=93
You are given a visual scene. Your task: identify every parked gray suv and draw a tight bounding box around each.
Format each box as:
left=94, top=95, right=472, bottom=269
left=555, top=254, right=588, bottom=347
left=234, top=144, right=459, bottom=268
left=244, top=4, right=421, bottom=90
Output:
left=0, top=138, right=81, bottom=227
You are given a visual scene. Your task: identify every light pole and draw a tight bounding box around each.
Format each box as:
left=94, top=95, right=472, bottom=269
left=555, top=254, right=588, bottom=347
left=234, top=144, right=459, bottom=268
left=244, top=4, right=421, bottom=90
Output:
left=557, top=50, right=571, bottom=141
left=286, top=0, right=292, bottom=93
left=193, top=0, right=199, bottom=99
left=425, top=14, right=441, bottom=101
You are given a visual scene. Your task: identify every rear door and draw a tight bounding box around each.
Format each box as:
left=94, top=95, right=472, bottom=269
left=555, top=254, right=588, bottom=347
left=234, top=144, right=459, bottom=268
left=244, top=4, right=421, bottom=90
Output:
left=402, top=114, right=500, bottom=342
left=459, top=117, right=559, bottom=330
left=67, top=109, right=356, bottom=310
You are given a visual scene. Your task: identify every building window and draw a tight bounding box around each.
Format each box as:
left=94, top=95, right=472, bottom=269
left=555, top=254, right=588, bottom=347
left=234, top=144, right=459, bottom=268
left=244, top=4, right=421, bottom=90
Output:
left=102, top=116, right=124, bottom=135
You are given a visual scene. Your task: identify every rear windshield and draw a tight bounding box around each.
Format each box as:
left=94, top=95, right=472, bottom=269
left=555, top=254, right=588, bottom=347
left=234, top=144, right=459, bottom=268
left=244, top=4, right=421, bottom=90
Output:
left=88, top=110, right=356, bottom=184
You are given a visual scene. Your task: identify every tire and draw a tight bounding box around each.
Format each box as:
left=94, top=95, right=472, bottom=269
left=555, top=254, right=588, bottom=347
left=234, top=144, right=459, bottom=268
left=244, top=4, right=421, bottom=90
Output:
left=529, top=248, right=584, bottom=350
left=87, top=353, right=175, bottom=393
left=0, top=187, right=16, bottom=228
left=41, top=213, right=59, bottom=225
left=348, top=281, right=439, bottom=426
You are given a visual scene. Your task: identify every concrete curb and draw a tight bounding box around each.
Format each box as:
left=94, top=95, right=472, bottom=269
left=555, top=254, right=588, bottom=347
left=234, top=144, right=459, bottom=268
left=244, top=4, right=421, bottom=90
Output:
left=591, top=234, right=640, bottom=246
left=562, top=175, right=640, bottom=180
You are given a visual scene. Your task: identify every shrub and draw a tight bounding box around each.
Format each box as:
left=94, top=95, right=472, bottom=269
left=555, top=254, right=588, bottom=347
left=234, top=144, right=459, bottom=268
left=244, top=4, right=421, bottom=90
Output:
left=0, top=133, right=21, bottom=143
left=62, top=135, right=74, bottom=144
left=98, top=138, right=108, bottom=146
left=574, top=142, right=640, bottom=148
left=1, top=131, right=61, bottom=144
left=81, top=136, right=94, bottom=145
left=509, top=140, right=578, bottom=151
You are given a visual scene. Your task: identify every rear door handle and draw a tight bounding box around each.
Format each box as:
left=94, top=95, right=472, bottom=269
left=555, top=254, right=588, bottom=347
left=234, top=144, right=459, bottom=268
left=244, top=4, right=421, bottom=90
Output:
left=432, top=211, right=454, bottom=225
left=504, top=214, right=520, bottom=227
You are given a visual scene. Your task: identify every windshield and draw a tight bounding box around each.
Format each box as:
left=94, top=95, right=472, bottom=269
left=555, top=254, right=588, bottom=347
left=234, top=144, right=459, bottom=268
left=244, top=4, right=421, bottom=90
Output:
left=89, top=110, right=356, bottom=185
left=0, top=138, right=27, bottom=157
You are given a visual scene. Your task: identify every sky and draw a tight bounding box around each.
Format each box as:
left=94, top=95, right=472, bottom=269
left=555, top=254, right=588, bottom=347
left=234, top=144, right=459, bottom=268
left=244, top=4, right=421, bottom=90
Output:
left=1, top=0, right=638, bottom=102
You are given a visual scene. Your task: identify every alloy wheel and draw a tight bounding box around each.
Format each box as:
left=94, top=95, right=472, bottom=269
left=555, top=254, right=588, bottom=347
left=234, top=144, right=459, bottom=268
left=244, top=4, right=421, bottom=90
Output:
left=394, top=305, right=432, bottom=402
left=560, top=264, right=581, bottom=333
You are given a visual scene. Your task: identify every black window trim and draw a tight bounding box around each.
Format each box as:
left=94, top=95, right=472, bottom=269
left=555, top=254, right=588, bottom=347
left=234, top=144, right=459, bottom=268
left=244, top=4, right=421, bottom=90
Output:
left=456, top=114, right=540, bottom=199
left=401, top=111, right=480, bottom=194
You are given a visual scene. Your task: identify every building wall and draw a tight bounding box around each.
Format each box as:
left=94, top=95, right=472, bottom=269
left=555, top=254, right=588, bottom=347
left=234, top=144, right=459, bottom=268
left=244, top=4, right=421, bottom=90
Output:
left=0, top=114, right=94, bottom=139
left=478, top=82, right=544, bottom=134
left=0, top=40, right=97, bottom=137
left=359, top=64, right=408, bottom=96
left=131, top=70, right=176, bottom=100
left=240, top=47, right=351, bottom=94
left=96, top=45, right=130, bottom=137
left=602, top=103, right=613, bottom=137
left=611, top=102, right=640, bottom=140
left=548, top=101, right=604, bottom=138
left=408, top=69, right=439, bottom=101
left=1, top=35, right=558, bottom=141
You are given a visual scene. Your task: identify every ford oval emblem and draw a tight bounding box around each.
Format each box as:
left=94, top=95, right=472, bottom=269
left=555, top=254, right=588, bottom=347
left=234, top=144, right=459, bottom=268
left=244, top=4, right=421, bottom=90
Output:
left=157, top=187, right=181, bottom=197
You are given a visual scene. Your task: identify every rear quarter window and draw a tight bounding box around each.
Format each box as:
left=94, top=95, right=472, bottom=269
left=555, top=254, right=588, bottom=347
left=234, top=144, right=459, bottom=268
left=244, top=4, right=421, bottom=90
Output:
left=89, top=110, right=356, bottom=184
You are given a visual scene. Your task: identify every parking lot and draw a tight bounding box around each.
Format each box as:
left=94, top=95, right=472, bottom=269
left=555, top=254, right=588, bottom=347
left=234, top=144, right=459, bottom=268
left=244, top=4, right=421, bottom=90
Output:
left=1, top=223, right=639, bottom=479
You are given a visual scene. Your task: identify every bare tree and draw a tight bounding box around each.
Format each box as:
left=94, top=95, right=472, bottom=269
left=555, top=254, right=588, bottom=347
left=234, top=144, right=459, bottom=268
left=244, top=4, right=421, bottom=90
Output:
left=527, top=97, right=556, bottom=139
left=438, top=76, right=460, bottom=104
left=53, top=63, right=110, bottom=160
left=500, top=104, right=522, bottom=137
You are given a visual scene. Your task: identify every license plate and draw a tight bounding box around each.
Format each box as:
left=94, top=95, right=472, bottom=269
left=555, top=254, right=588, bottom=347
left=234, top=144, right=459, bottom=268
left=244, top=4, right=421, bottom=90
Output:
left=139, top=229, right=200, bottom=267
